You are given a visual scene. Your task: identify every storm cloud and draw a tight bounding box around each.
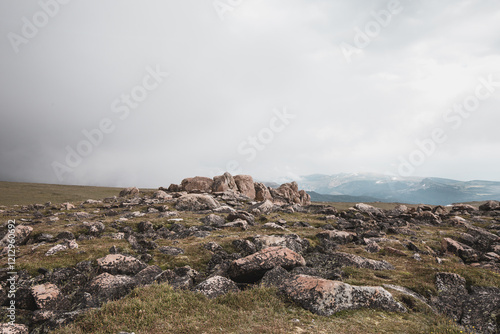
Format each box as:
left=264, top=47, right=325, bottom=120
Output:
left=1, top=0, right=499, bottom=187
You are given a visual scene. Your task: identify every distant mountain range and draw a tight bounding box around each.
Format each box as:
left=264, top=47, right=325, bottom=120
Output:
left=270, top=173, right=500, bottom=205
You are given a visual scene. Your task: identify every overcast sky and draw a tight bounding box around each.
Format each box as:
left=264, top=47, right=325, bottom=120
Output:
left=1, top=0, right=499, bottom=187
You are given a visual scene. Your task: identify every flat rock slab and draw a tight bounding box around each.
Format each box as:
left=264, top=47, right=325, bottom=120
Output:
left=281, top=275, right=406, bottom=316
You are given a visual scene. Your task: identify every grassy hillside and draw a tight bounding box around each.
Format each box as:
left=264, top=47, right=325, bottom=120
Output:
left=0, top=181, right=137, bottom=206
left=1, top=182, right=498, bottom=333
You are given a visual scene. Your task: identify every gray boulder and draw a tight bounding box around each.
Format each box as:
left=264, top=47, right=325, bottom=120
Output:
left=194, top=276, right=239, bottom=299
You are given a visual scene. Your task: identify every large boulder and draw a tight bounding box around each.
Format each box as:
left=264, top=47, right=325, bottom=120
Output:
left=228, top=246, right=306, bottom=282
left=86, top=273, right=137, bottom=306
left=212, top=172, right=238, bottom=193
left=441, top=238, right=479, bottom=263
left=254, top=182, right=273, bottom=202
left=153, top=190, right=172, bottom=201
left=433, top=272, right=468, bottom=321
left=181, top=176, right=214, bottom=193
left=0, top=225, right=33, bottom=247
left=175, top=194, right=221, bottom=211
left=31, top=283, right=64, bottom=310
left=97, top=254, right=147, bottom=275
left=234, top=175, right=256, bottom=199
left=278, top=275, right=406, bottom=316
left=201, top=214, right=226, bottom=227
left=194, top=276, right=239, bottom=299
left=134, top=265, right=163, bottom=285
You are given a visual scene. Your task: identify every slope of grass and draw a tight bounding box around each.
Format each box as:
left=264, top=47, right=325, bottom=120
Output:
left=53, top=285, right=464, bottom=334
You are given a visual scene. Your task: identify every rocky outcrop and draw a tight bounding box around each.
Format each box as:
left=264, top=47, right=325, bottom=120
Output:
left=272, top=182, right=311, bottom=206
left=168, top=173, right=310, bottom=206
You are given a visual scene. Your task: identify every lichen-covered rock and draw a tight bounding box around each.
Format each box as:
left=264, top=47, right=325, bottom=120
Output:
left=194, top=276, right=239, bottom=299
left=0, top=225, right=33, bottom=247
left=0, top=324, right=29, bottom=334
left=432, top=272, right=500, bottom=333
left=31, top=283, right=63, bottom=310
left=134, top=265, right=163, bottom=285
left=97, top=254, right=147, bottom=275
left=279, top=275, right=406, bottom=316
left=228, top=246, right=306, bottom=282
left=86, top=273, right=137, bottom=306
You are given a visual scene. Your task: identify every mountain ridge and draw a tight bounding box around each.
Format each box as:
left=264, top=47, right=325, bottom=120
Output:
left=286, top=173, right=500, bottom=205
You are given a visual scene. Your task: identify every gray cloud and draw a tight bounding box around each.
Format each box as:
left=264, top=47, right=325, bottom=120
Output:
left=1, top=0, right=499, bottom=187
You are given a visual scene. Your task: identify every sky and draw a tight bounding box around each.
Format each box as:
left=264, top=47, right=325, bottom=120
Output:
left=0, top=0, right=499, bottom=188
